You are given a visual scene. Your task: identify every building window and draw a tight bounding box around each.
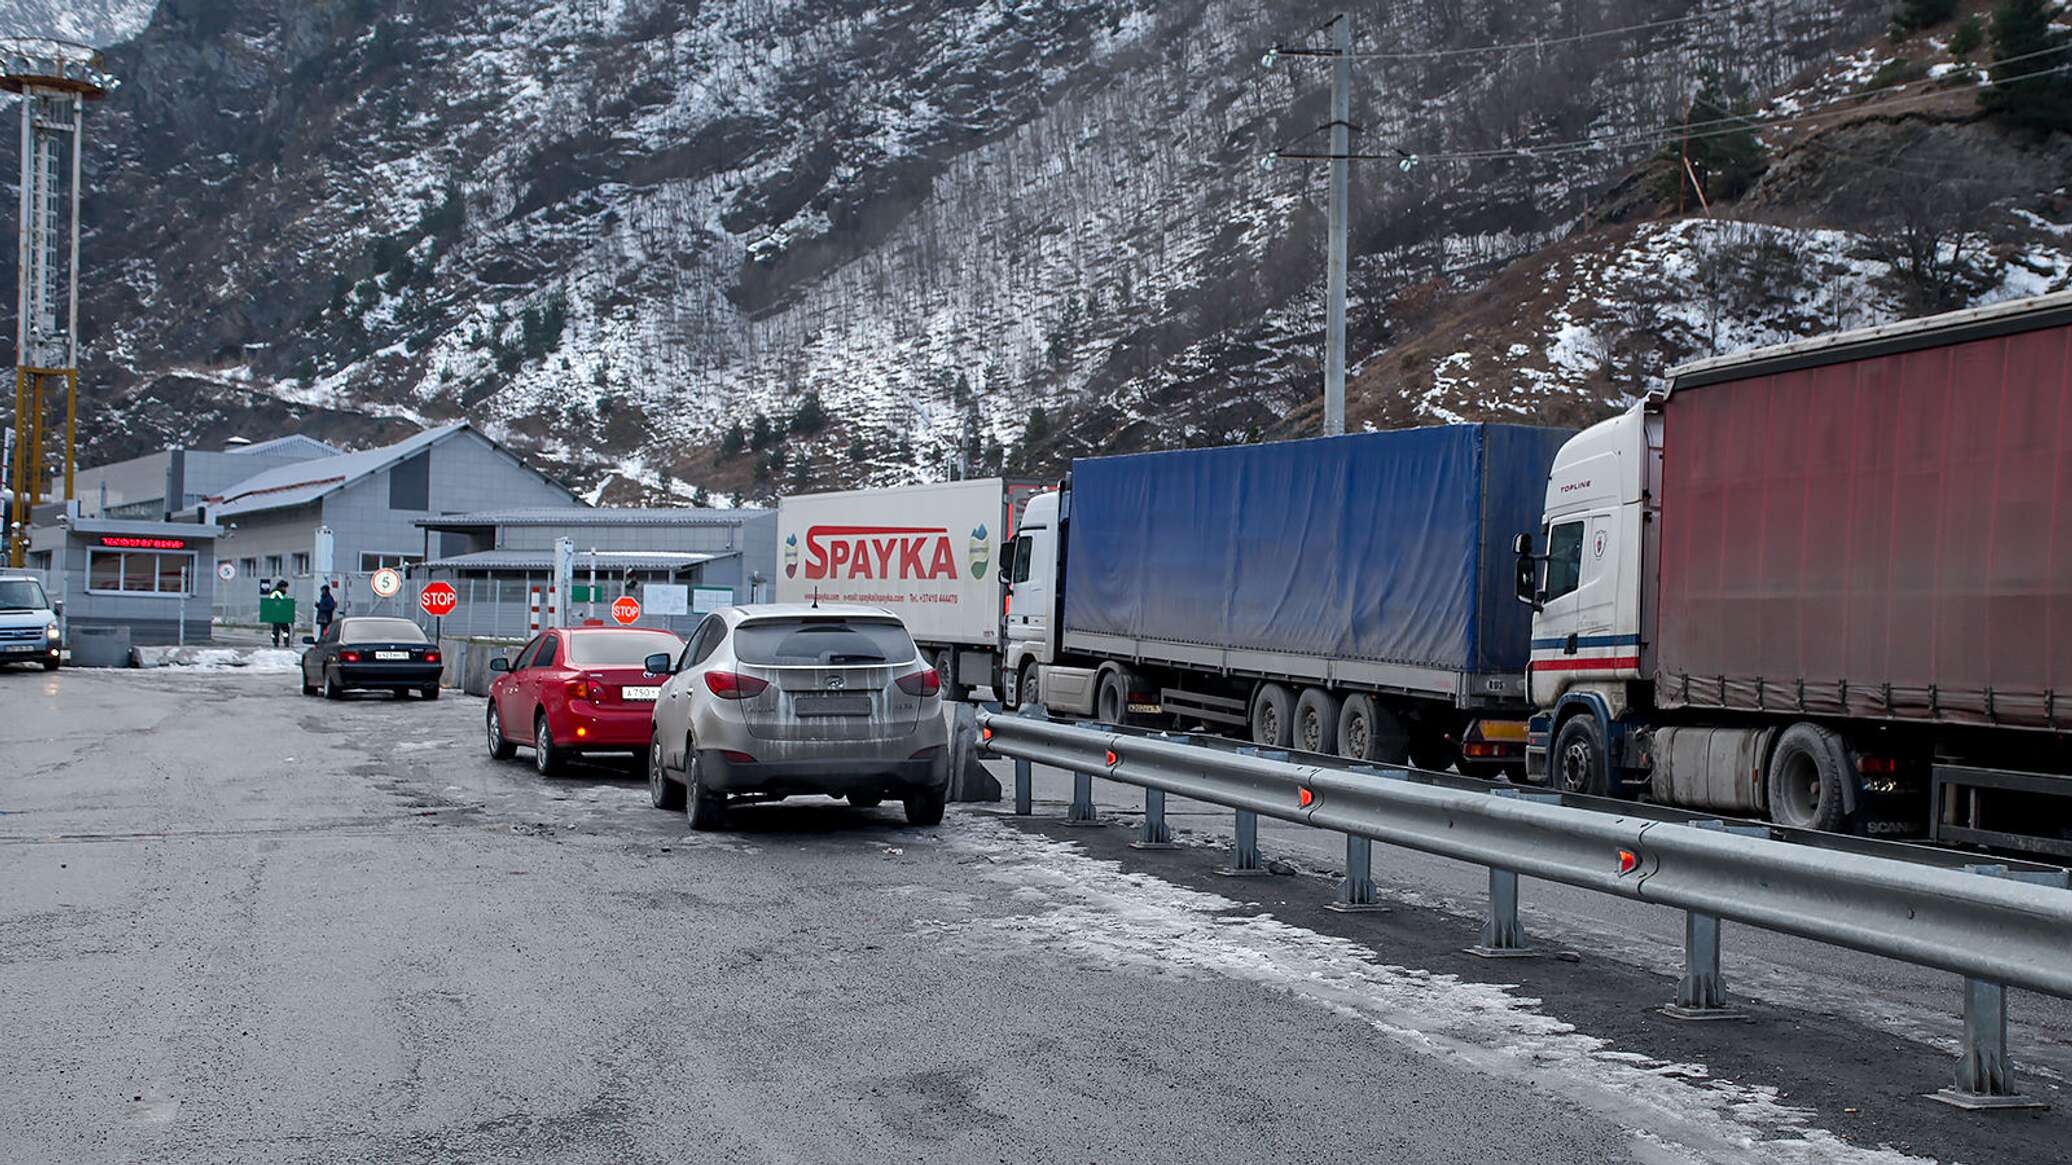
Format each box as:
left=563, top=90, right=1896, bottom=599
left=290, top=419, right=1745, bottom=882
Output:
left=240, top=557, right=258, bottom=579
left=265, top=555, right=284, bottom=579
left=359, top=552, right=425, bottom=572
left=293, top=552, right=312, bottom=577
left=87, top=549, right=195, bottom=596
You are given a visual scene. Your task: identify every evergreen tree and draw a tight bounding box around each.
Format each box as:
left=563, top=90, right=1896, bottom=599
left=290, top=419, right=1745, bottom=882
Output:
left=690, top=485, right=710, bottom=508
left=749, top=412, right=776, bottom=451
left=1981, top=0, right=2072, bottom=133
left=789, top=390, right=827, bottom=435
left=1891, top=0, right=1959, bottom=34
left=720, top=421, right=746, bottom=457
left=1654, top=71, right=1767, bottom=208
left=1023, top=405, right=1052, bottom=447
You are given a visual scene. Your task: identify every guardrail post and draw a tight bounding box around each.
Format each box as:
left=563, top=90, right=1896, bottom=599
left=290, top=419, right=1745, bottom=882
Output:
left=1661, top=820, right=1762, bottom=1020
left=1216, top=809, right=1268, bottom=876
left=1929, top=866, right=2064, bottom=1110
left=1467, top=868, right=1535, bottom=957
left=1325, top=834, right=1384, bottom=911
left=1013, top=758, right=1032, bottom=816
left=1131, top=788, right=1177, bottom=849
left=1065, top=771, right=1099, bottom=825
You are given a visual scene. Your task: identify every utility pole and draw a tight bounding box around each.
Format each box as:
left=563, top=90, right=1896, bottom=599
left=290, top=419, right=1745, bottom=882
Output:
left=1324, top=13, right=1351, bottom=437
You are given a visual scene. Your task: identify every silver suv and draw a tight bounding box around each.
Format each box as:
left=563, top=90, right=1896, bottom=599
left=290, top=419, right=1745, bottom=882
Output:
left=644, top=604, right=951, bottom=830
left=0, top=575, right=61, bottom=671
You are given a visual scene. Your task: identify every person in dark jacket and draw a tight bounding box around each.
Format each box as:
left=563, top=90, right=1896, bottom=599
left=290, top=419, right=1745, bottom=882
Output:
left=316, top=584, right=338, bottom=635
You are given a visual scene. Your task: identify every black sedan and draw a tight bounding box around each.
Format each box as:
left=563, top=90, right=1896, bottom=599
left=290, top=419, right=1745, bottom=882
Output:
left=300, top=617, right=444, bottom=700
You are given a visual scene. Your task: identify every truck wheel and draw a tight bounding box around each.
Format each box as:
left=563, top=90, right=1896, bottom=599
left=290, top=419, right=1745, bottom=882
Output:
left=1337, top=695, right=1409, bottom=764
left=1551, top=715, right=1609, bottom=797
left=1768, top=724, right=1848, bottom=832
left=1097, top=670, right=1129, bottom=726
left=1293, top=688, right=1342, bottom=755
left=1410, top=731, right=1460, bottom=774
left=1250, top=683, right=1294, bottom=748
left=934, top=650, right=968, bottom=703
left=1009, top=660, right=1038, bottom=711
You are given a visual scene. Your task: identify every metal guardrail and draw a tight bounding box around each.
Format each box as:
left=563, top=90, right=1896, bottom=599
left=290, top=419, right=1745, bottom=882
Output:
left=977, top=707, right=2072, bottom=1111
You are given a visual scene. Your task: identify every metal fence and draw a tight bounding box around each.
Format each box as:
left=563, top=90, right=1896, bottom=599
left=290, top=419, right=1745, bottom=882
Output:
left=213, top=572, right=712, bottom=643
left=977, top=707, right=2072, bottom=1111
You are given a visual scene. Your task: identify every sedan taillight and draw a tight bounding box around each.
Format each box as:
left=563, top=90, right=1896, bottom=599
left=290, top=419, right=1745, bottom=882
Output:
left=705, top=671, right=769, bottom=700
left=896, top=667, right=941, bottom=697
left=424, top=651, right=442, bottom=664
left=341, top=651, right=362, bottom=663
left=566, top=677, right=592, bottom=701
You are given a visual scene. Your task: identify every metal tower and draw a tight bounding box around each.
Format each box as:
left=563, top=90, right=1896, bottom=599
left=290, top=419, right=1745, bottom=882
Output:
left=1, top=38, right=115, bottom=566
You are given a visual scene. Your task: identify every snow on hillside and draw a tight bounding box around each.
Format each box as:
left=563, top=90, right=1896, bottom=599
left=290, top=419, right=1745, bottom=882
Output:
left=0, top=0, right=155, bottom=46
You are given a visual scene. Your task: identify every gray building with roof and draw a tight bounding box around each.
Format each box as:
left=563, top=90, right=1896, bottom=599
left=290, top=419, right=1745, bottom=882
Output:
left=198, top=423, right=581, bottom=625
left=63, top=433, right=343, bottom=521
left=416, top=507, right=777, bottom=639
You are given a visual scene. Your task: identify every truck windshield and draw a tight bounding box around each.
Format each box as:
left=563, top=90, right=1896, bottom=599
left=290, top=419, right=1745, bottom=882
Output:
left=733, top=618, right=918, bottom=666
left=0, top=579, right=50, bottom=611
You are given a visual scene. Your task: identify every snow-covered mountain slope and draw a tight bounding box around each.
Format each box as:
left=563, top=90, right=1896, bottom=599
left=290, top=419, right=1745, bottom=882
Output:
left=0, top=0, right=156, bottom=46
left=24, top=0, right=2070, bottom=499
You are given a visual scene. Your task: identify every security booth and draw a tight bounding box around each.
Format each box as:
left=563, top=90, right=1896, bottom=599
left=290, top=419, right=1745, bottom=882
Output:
left=28, top=509, right=222, bottom=644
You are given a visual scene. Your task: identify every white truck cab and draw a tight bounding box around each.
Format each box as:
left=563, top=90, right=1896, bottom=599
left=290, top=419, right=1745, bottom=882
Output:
left=1517, top=404, right=1659, bottom=789
left=1001, top=489, right=1061, bottom=708
left=0, top=574, right=63, bottom=671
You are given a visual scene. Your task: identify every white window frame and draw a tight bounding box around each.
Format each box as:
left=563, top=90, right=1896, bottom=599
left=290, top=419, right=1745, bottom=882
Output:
left=358, top=551, right=426, bottom=572
left=86, top=549, right=197, bottom=598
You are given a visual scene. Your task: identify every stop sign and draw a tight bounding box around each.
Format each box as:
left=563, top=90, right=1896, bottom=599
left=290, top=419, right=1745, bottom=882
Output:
left=611, top=595, right=642, bottom=625
left=420, top=581, right=459, bottom=617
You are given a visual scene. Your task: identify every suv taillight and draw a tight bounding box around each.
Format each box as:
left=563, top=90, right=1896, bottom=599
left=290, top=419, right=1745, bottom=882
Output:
left=896, top=667, right=941, bottom=697
left=705, top=671, right=769, bottom=700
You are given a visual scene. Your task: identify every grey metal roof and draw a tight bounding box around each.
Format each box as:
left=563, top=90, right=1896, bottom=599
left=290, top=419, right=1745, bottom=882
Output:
left=422, top=548, right=738, bottom=572
left=208, top=423, right=466, bottom=518
left=226, top=434, right=341, bottom=459
left=416, top=505, right=766, bottom=530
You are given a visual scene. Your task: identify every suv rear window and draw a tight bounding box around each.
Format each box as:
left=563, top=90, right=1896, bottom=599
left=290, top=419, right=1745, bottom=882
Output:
left=341, top=618, right=429, bottom=644
left=567, top=630, right=683, bottom=666
left=732, top=618, right=918, bottom=666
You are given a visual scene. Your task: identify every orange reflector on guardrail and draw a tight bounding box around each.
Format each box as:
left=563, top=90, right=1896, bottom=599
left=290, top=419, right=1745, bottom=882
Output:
left=1617, top=848, right=1640, bottom=875
left=982, top=727, right=993, bottom=743
left=1298, top=787, right=1314, bottom=808
left=1105, top=750, right=1118, bottom=766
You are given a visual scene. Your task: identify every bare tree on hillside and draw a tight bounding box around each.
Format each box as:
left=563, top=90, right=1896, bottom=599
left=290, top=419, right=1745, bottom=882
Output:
left=1832, top=135, right=2043, bottom=314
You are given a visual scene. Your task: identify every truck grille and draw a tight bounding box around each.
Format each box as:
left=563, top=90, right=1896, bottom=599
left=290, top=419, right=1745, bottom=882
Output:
left=0, top=627, right=43, bottom=642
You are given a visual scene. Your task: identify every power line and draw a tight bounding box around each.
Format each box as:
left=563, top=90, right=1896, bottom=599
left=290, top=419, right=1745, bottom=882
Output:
left=1401, top=57, right=2072, bottom=164
left=1267, top=11, right=1717, bottom=65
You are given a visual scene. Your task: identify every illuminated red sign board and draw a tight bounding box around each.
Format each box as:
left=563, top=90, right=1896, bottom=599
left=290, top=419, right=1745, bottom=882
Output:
left=97, top=535, right=189, bottom=551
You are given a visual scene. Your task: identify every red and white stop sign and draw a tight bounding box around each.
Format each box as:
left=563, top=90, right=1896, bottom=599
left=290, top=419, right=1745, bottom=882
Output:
left=420, top=581, right=459, bottom=617
left=611, top=595, right=642, bottom=625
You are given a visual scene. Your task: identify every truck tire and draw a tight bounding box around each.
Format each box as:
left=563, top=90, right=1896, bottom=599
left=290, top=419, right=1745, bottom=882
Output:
left=1008, top=659, right=1038, bottom=711
left=1250, top=683, right=1294, bottom=748
left=1293, top=688, right=1342, bottom=755
left=1551, top=715, right=1609, bottom=797
left=1097, top=669, right=1129, bottom=726
left=1337, top=694, right=1409, bottom=765
left=934, top=649, right=969, bottom=703
left=1767, top=723, right=1848, bottom=832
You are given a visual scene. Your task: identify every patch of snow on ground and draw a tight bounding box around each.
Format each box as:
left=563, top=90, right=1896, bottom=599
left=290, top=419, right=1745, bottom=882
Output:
left=932, top=817, right=1928, bottom=1165
left=146, top=647, right=304, bottom=674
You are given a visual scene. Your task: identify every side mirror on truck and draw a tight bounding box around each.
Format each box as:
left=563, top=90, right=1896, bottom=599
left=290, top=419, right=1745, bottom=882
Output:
left=1512, top=534, right=1543, bottom=611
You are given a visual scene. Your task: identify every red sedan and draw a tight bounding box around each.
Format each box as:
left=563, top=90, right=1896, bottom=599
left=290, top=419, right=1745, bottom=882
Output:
left=485, top=626, right=686, bottom=776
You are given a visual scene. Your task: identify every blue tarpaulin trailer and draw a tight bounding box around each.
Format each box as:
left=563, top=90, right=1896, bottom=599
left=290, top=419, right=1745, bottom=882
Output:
left=1049, top=425, right=1570, bottom=764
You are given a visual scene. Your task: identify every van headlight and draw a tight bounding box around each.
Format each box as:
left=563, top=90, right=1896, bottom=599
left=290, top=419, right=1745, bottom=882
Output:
left=45, top=623, right=60, bottom=641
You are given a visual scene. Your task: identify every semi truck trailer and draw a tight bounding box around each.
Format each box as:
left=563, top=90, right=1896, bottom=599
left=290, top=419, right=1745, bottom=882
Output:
left=776, top=478, right=1042, bottom=701
left=1004, top=425, right=1571, bottom=770
left=1517, top=291, right=2072, bottom=855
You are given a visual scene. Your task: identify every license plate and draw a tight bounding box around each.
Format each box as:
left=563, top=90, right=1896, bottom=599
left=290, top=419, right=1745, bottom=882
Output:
left=374, top=651, right=411, bottom=661
left=0, top=643, right=35, bottom=653
left=794, top=694, right=871, bottom=717
left=621, top=685, right=659, bottom=701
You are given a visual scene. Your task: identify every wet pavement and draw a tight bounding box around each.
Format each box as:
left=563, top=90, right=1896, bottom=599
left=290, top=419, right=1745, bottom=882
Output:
left=0, top=667, right=2062, bottom=1163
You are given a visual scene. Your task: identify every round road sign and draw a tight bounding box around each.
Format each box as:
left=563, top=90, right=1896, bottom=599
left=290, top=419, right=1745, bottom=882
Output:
left=420, top=581, right=459, bottom=618
left=611, top=595, right=642, bottom=625
left=370, top=567, right=403, bottom=598
left=216, top=561, right=236, bottom=582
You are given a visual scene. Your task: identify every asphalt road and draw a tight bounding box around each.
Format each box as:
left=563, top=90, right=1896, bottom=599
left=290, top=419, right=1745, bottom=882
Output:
left=1, top=666, right=2063, bottom=1164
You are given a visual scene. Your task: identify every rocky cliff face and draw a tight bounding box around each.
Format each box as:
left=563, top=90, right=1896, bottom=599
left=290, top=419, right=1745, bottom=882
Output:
left=15, top=0, right=2067, bottom=501
left=0, top=0, right=157, bottom=46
